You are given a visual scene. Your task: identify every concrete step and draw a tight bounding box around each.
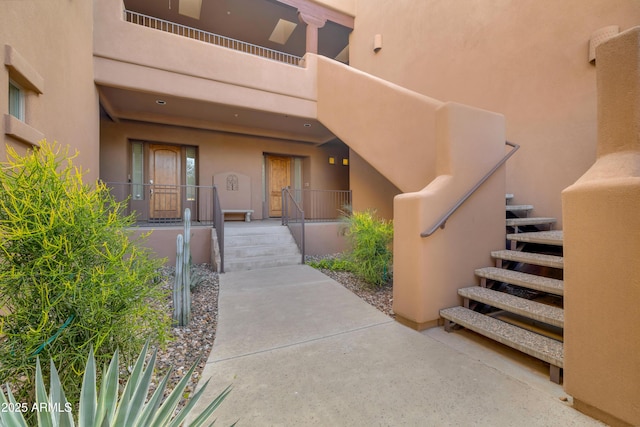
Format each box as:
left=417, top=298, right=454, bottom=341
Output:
left=224, top=254, right=301, bottom=272
left=440, top=306, right=563, bottom=383
left=475, top=267, right=564, bottom=296
left=225, top=232, right=296, bottom=247
left=506, top=217, right=556, bottom=227
left=223, top=225, right=301, bottom=271
left=226, top=243, right=300, bottom=258
left=505, top=204, right=533, bottom=213
left=458, top=286, right=564, bottom=328
left=225, top=225, right=291, bottom=236
left=491, top=250, right=564, bottom=269
left=507, top=230, right=563, bottom=247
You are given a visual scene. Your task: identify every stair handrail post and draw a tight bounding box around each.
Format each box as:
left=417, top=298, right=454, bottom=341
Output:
left=301, top=209, right=305, bottom=264
left=281, top=187, right=287, bottom=226
left=212, top=183, right=224, bottom=273
left=421, top=141, right=520, bottom=237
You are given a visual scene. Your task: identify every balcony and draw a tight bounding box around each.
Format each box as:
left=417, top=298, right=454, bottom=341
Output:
left=124, top=10, right=303, bottom=67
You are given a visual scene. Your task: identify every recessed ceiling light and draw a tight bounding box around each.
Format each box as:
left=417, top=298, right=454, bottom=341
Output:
left=303, top=123, right=312, bottom=127
left=156, top=99, right=167, bottom=105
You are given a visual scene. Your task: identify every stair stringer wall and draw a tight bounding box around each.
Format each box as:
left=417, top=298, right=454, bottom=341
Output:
left=315, top=55, right=506, bottom=329
left=316, top=55, right=441, bottom=193
left=393, top=103, right=506, bottom=328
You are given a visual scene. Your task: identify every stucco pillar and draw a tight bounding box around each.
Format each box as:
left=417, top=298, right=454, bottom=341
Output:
left=562, top=26, right=640, bottom=427
left=298, top=12, right=326, bottom=54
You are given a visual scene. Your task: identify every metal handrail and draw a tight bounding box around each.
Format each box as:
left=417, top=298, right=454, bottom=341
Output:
left=421, top=141, right=520, bottom=237
left=282, top=187, right=305, bottom=263
left=124, top=9, right=302, bottom=66
left=212, top=185, right=224, bottom=273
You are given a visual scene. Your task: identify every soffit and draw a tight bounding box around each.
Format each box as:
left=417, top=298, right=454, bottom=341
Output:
left=98, top=86, right=335, bottom=144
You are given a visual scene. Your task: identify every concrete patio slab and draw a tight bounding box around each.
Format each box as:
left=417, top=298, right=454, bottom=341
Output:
left=189, top=265, right=603, bottom=426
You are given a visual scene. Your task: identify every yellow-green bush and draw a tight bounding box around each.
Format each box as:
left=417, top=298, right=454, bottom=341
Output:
left=344, top=210, right=393, bottom=288
left=0, top=141, right=170, bottom=409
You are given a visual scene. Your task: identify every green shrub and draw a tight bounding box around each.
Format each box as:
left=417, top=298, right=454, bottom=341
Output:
left=0, top=342, right=234, bottom=426
left=307, top=257, right=353, bottom=272
left=344, top=210, right=393, bottom=288
left=0, top=141, right=170, bottom=409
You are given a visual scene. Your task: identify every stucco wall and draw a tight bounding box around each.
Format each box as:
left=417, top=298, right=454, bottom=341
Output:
left=100, top=120, right=349, bottom=220
left=350, top=0, right=640, bottom=227
left=562, top=27, right=640, bottom=426
left=349, top=150, right=399, bottom=220
left=0, top=0, right=99, bottom=177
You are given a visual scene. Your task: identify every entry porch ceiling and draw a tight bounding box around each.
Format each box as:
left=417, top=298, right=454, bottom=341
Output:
left=98, top=85, right=335, bottom=144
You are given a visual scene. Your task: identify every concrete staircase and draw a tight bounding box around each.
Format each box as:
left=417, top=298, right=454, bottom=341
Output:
left=224, top=224, right=301, bottom=272
left=440, top=195, right=564, bottom=383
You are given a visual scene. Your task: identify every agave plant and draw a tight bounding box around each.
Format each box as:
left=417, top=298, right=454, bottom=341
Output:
left=0, top=342, right=233, bottom=426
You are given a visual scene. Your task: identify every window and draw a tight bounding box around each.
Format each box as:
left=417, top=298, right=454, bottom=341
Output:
left=132, top=142, right=144, bottom=200
left=8, top=80, right=24, bottom=121
left=293, top=157, right=303, bottom=203
left=186, top=147, right=197, bottom=201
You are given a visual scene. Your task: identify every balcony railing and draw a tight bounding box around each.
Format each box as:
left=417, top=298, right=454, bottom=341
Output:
left=124, top=9, right=303, bottom=66
left=290, top=189, right=352, bottom=222
left=106, top=182, right=216, bottom=226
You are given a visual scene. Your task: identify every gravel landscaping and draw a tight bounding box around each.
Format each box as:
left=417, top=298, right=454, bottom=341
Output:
left=154, top=262, right=394, bottom=403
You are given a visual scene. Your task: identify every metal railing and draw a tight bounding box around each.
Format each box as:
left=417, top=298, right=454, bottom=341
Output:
left=124, top=9, right=303, bottom=66
left=282, top=187, right=305, bottom=264
left=212, top=185, right=224, bottom=273
left=105, top=182, right=216, bottom=226
left=290, top=189, right=351, bottom=222
left=421, top=141, right=520, bottom=237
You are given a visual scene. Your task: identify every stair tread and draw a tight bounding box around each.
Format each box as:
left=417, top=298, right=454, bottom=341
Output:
left=440, top=306, right=563, bottom=367
left=475, top=267, right=563, bottom=296
left=226, top=253, right=301, bottom=262
left=491, top=250, right=564, bottom=269
left=506, top=217, right=556, bottom=226
left=458, top=286, right=564, bottom=328
left=505, top=204, right=533, bottom=211
left=224, top=226, right=291, bottom=236
left=507, top=230, right=564, bottom=246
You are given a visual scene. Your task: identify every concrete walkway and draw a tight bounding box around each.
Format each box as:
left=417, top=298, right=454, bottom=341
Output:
left=190, top=265, right=603, bottom=426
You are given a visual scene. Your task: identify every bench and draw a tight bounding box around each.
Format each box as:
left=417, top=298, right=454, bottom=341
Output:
left=222, top=209, right=254, bottom=222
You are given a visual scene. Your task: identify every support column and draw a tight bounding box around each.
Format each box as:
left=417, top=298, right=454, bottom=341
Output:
left=562, top=26, right=640, bottom=427
left=298, top=12, right=326, bottom=54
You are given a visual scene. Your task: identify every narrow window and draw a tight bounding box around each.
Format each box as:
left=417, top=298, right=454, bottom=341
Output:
left=8, top=80, right=24, bottom=121
left=293, top=157, right=303, bottom=203
left=132, top=142, right=144, bottom=200
left=186, top=147, right=196, bottom=201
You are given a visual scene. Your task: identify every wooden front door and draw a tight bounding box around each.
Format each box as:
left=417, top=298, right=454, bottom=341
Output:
left=267, top=156, right=291, bottom=217
left=149, top=144, right=181, bottom=220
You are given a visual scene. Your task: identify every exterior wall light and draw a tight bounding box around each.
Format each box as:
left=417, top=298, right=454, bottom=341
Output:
left=328, top=156, right=335, bottom=164
left=373, top=34, right=382, bottom=53
left=589, top=26, right=619, bottom=64
left=342, top=158, right=349, bottom=166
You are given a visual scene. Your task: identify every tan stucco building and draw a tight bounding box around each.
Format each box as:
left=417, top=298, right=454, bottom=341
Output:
left=2, top=1, right=639, bottom=424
